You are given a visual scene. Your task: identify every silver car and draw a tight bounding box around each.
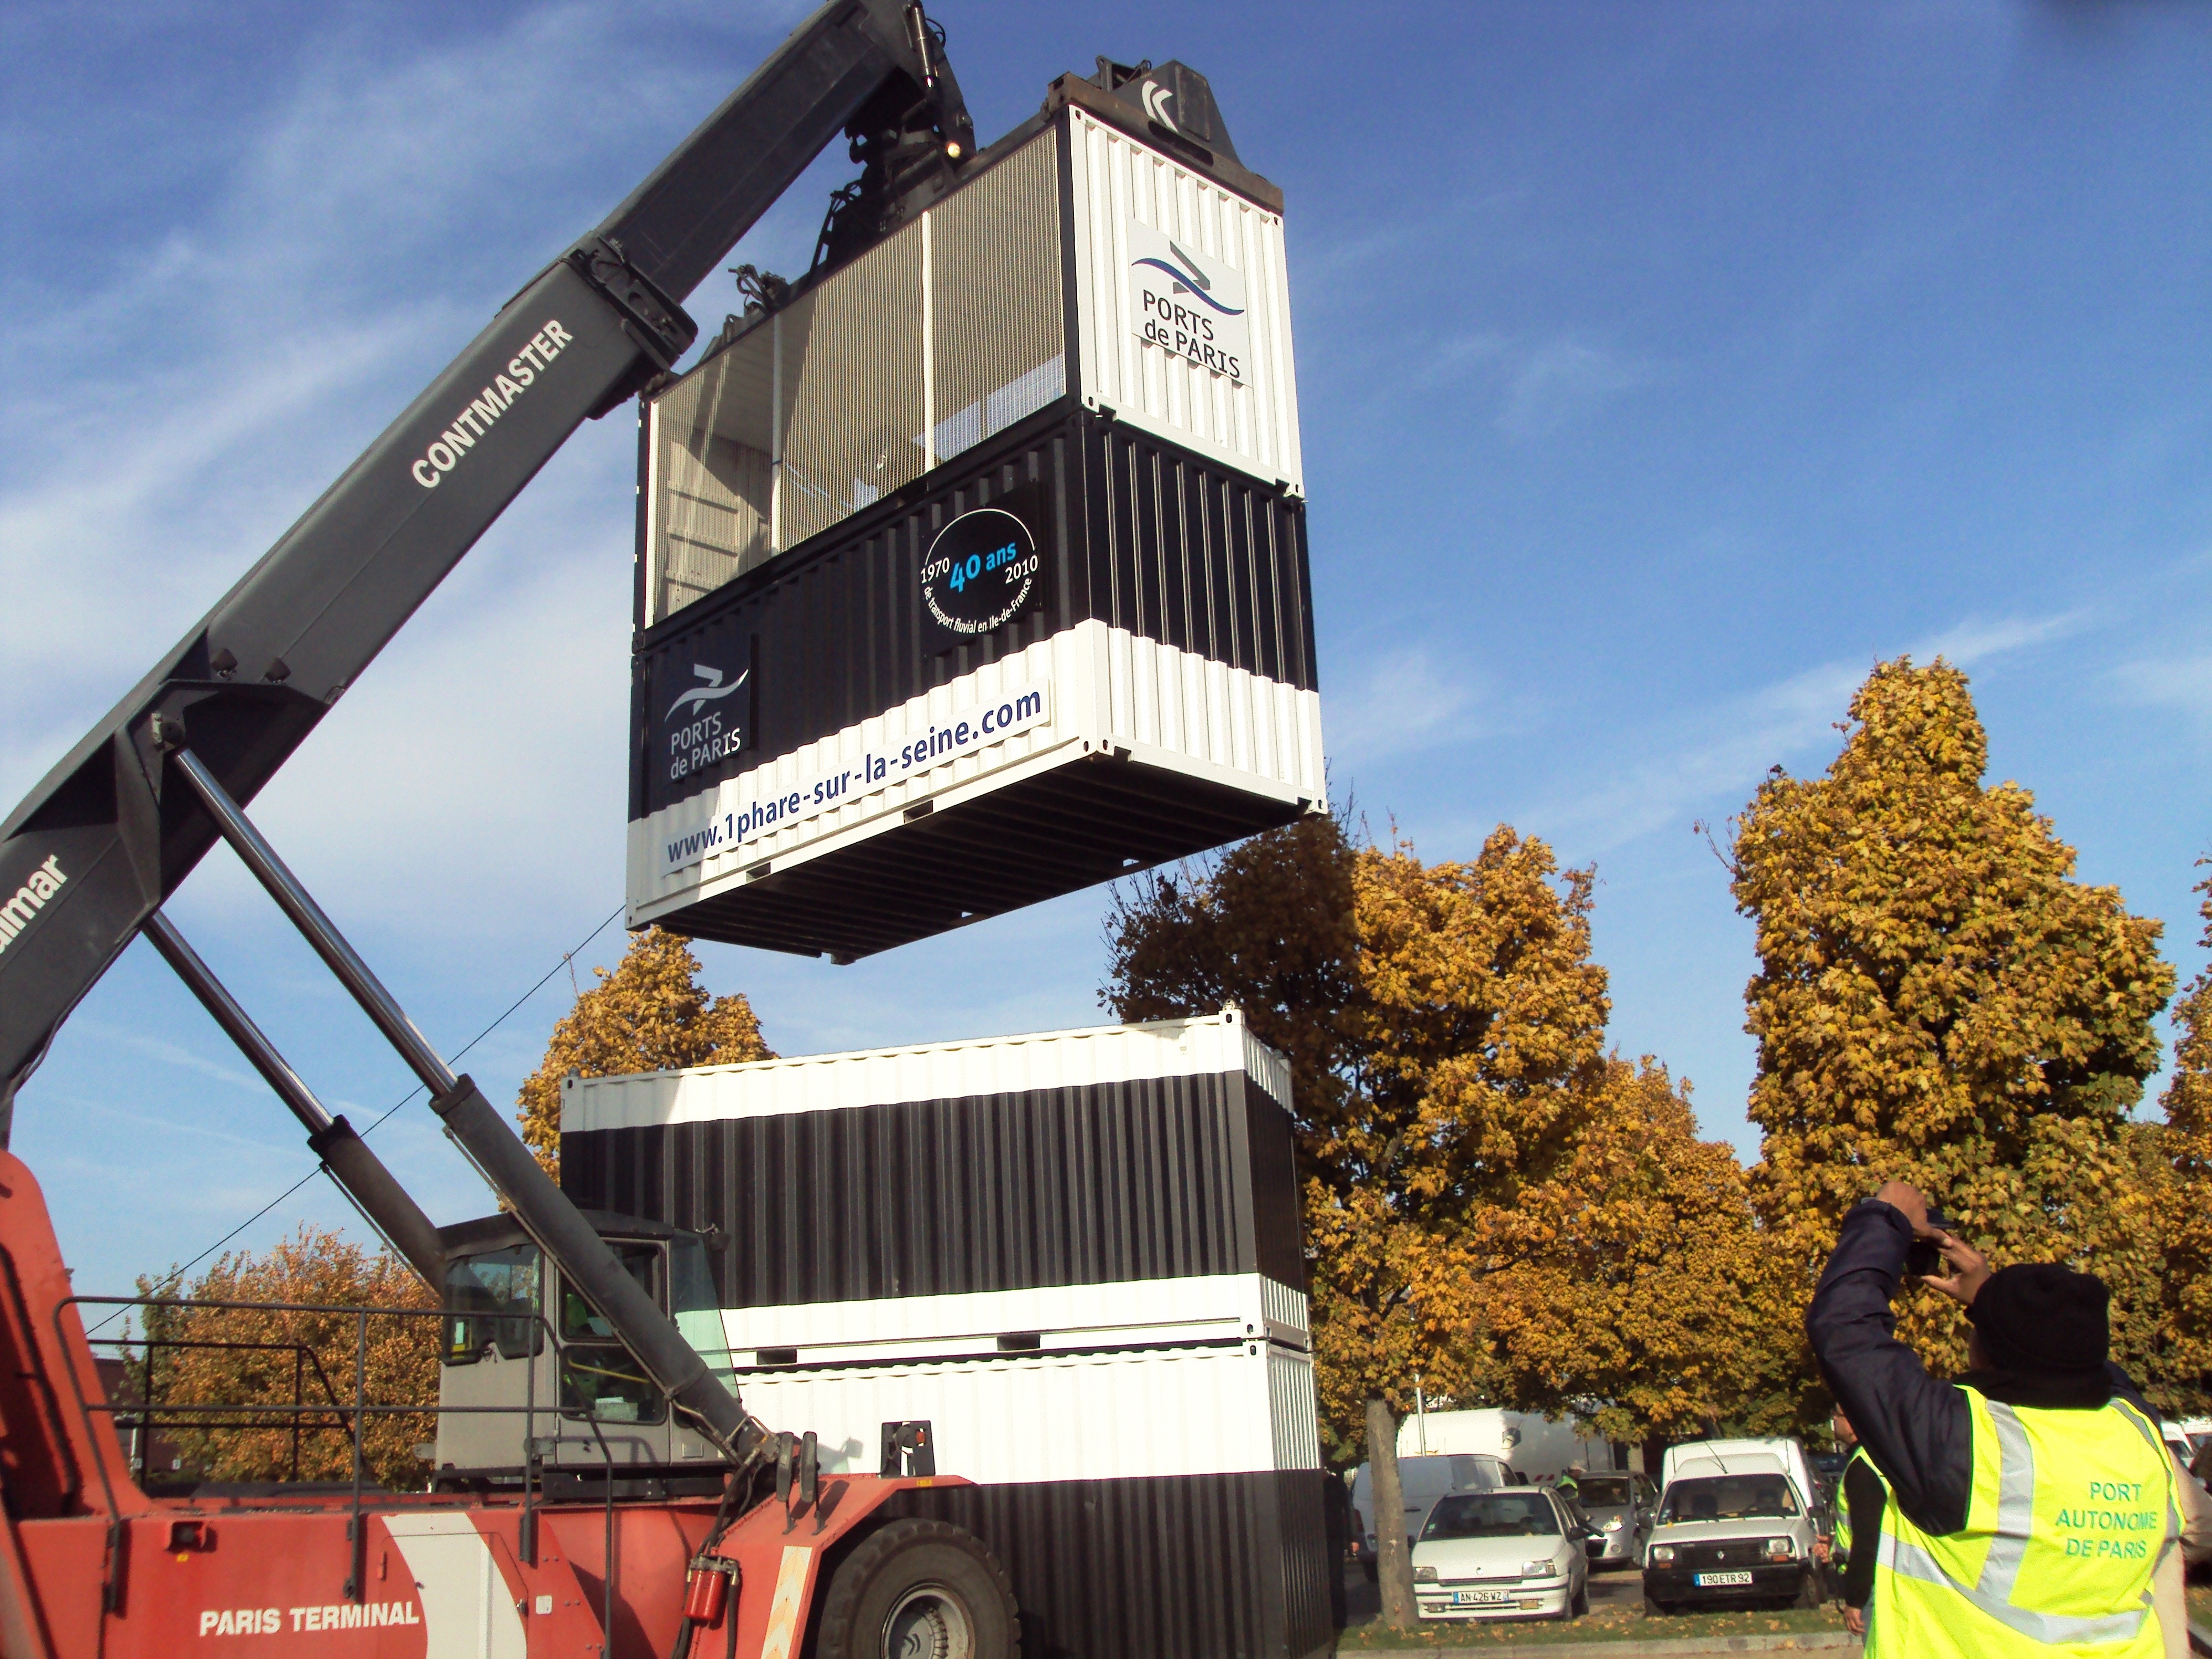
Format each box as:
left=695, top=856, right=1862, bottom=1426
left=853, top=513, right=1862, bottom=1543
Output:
left=1564, top=1471, right=1655, bottom=1569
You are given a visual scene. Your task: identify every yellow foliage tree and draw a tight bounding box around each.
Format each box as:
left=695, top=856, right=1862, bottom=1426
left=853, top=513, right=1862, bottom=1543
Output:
left=132, top=1226, right=437, bottom=1489
left=2157, top=865, right=2212, bottom=1401
left=1478, top=1058, right=1802, bottom=1445
left=1730, top=658, right=2177, bottom=1381
left=1105, top=815, right=1765, bottom=1619
left=516, top=927, right=773, bottom=1177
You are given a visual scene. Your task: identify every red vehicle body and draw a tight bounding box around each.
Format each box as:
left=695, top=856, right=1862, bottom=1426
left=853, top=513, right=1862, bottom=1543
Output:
left=0, top=1151, right=981, bottom=1657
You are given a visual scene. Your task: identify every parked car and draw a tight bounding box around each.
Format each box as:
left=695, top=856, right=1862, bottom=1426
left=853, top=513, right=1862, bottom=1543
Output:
left=1412, top=1487, right=1592, bottom=1623
left=1350, top=1453, right=1510, bottom=1579
left=1566, top=1469, right=1655, bottom=1570
left=1641, top=1455, right=1824, bottom=1614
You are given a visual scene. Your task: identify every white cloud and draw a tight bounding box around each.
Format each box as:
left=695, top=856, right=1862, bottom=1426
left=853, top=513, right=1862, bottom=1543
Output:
left=1913, top=609, right=2091, bottom=667
left=68, top=1020, right=265, bottom=1099
left=1497, top=336, right=1655, bottom=437
left=0, top=2, right=784, bottom=808
left=2111, top=655, right=2212, bottom=718
left=1537, top=609, right=2085, bottom=851
left=1325, top=647, right=1490, bottom=762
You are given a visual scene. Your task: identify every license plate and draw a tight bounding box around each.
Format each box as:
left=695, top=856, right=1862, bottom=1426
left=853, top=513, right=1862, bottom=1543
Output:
left=1451, top=1589, right=1513, bottom=1605
left=1694, top=1571, right=1754, bottom=1587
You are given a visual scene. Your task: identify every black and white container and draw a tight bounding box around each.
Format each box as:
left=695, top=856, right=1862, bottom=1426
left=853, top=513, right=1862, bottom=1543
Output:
left=561, top=1009, right=1339, bottom=1659
left=628, top=65, right=1322, bottom=962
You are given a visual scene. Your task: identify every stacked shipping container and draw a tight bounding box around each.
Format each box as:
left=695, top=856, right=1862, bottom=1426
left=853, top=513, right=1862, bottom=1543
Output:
left=629, top=69, right=1322, bottom=961
left=561, top=1011, right=1338, bottom=1659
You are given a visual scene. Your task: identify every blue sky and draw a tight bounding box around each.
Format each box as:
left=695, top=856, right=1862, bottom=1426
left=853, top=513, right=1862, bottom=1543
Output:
left=5, top=1, right=2210, bottom=1302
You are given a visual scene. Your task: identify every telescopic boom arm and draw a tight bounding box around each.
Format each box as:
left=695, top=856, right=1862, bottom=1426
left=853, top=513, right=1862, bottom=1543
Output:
left=0, top=0, right=971, bottom=1123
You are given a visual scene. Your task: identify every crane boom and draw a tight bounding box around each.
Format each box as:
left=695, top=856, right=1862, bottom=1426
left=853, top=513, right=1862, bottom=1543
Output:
left=0, top=0, right=971, bottom=1122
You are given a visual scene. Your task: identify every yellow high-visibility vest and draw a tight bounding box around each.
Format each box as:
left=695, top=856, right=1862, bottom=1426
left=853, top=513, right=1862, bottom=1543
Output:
left=1833, top=1445, right=1885, bottom=1562
left=1867, top=1388, right=2178, bottom=1659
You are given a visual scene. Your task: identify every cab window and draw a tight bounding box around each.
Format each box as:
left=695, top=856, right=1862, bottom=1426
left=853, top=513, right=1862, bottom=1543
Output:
left=560, top=1242, right=659, bottom=1340
left=557, top=1241, right=667, bottom=1426
left=559, top=1345, right=666, bottom=1425
left=668, top=1234, right=734, bottom=1381
left=442, top=1245, right=542, bottom=1364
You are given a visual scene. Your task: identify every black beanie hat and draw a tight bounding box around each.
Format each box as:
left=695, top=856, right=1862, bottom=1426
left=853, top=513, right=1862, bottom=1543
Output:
left=1968, top=1264, right=2110, bottom=1376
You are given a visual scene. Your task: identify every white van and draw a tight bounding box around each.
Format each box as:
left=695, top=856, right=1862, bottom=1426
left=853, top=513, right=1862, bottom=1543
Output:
left=1644, top=1439, right=1823, bottom=1614
left=1395, top=1408, right=1619, bottom=1482
left=1351, top=1452, right=1512, bottom=1578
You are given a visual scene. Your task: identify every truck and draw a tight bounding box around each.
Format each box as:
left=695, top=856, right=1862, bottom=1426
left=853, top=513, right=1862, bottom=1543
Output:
left=0, top=5, right=1323, bottom=1655
left=1393, top=1408, right=1623, bottom=1481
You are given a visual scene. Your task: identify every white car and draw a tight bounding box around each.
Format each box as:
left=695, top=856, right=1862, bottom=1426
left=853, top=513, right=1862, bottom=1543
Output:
left=1412, top=1487, right=1591, bottom=1623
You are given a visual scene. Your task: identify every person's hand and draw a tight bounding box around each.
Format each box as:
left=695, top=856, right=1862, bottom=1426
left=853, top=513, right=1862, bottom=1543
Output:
left=1812, top=1538, right=1831, bottom=1564
left=1844, top=1604, right=1866, bottom=1637
left=1919, top=1229, right=1991, bottom=1307
left=1874, top=1180, right=1928, bottom=1231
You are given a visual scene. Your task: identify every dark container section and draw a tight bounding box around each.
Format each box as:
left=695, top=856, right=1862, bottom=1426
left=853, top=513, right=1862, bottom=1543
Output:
left=631, top=399, right=1317, bottom=822
left=632, top=401, right=1318, bottom=959
left=561, top=1072, right=1305, bottom=1309
left=876, top=1471, right=1339, bottom=1659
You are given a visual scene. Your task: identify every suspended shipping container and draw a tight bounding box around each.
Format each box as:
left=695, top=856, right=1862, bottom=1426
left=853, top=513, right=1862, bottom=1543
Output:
left=560, top=1010, right=1340, bottom=1659
left=629, top=64, right=1322, bottom=961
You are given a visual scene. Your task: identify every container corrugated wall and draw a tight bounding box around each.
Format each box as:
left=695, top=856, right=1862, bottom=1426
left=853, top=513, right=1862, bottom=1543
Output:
left=734, top=1345, right=1306, bottom=1482
left=566, top=1013, right=1334, bottom=1659
left=634, top=409, right=1317, bottom=821
left=1066, top=106, right=1303, bottom=494
left=628, top=407, right=1323, bottom=958
left=562, top=1064, right=1305, bottom=1308
left=567, top=1013, right=1287, bottom=1126
left=885, top=1472, right=1338, bottom=1659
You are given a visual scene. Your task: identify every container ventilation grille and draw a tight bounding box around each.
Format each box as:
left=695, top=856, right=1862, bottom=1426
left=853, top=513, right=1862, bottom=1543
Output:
left=652, top=325, right=775, bottom=619
left=930, top=124, right=1066, bottom=469
left=646, top=126, right=1066, bottom=627
left=778, top=217, right=928, bottom=549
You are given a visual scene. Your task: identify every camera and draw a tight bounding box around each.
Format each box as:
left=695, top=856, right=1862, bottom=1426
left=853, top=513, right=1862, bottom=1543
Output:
left=1905, top=1210, right=1957, bottom=1279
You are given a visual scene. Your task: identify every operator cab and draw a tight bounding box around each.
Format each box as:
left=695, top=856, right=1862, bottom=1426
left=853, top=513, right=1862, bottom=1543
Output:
left=431, top=1211, right=733, bottom=1488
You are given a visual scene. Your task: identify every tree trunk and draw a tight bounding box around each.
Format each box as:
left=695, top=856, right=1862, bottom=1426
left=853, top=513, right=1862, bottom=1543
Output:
left=1368, top=1394, right=1418, bottom=1629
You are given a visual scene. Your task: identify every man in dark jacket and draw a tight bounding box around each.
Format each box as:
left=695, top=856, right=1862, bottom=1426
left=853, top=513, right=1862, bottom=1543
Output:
left=1824, top=1405, right=1886, bottom=1634
left=1807, top=1179, right=2210, bottom=1656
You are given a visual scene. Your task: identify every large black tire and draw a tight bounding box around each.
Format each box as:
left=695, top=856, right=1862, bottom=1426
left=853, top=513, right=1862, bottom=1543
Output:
left=1569, top=1576, right=1589, bottom=1619
left=1642, top=1593, right=1671, bottom=1617
left=1794, top=1568, right=1825, bottom=1610
left=816, top=1519, right=1019, bottom=1659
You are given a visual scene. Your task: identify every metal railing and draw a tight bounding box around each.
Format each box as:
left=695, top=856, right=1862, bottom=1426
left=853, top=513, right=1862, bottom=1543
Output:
left=55, top=1291, right=654, bottom=1625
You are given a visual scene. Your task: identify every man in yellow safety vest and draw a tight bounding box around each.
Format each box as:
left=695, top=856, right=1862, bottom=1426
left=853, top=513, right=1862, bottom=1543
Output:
left=1807, top=1180, right=2211, bottom=1658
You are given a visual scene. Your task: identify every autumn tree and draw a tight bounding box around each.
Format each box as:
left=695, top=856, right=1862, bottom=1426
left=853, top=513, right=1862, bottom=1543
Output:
left=1108, top=814, right=1639, bottom=1625
left=517, top=926, right=773, bottom=1176
left=1478, top=1058, right=1804, bottom=1451
left=2156, top=864, right=2212, bottom=1402
left=1731, top=658, right=2175, bottom=1375
left=131, top=1226, right=437, bottom=1489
